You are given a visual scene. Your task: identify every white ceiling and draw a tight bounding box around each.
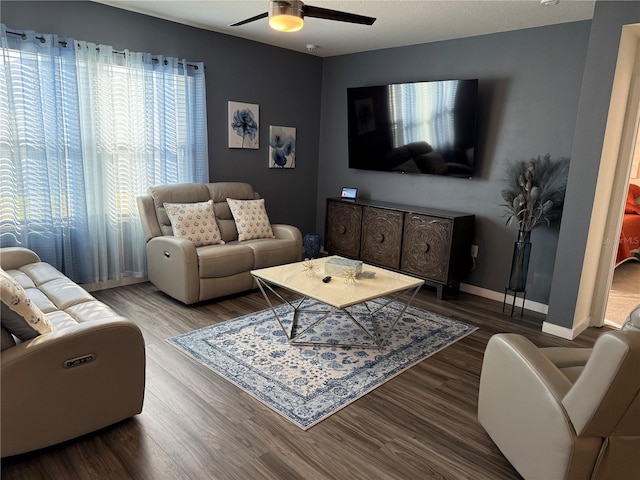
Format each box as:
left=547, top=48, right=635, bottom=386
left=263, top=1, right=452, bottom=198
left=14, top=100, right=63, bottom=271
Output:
left=93, top=0, right=596, bottom=57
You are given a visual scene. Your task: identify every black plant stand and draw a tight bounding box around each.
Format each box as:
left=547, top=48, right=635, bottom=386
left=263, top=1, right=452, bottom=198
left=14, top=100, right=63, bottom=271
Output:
left=503, top=287, right=526, bottom=317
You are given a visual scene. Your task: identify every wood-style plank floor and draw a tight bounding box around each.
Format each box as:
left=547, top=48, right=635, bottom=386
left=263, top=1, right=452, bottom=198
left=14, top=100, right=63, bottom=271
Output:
left=1, top=282, right=608, bottom=479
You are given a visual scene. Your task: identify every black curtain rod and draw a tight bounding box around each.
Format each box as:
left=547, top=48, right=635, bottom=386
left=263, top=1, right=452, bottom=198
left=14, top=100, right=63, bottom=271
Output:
left=5, top=30, right=200, bottom=69
left=6, top=30, right=69, bottom=47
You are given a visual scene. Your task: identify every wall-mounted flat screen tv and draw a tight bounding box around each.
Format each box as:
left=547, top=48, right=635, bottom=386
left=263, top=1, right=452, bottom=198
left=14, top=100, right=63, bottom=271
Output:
left=347, top=79, right=479, bottom=178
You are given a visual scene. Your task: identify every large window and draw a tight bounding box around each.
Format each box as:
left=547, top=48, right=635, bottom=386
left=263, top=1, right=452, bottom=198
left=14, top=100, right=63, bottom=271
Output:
left=0, top=25, right=208, bottom=283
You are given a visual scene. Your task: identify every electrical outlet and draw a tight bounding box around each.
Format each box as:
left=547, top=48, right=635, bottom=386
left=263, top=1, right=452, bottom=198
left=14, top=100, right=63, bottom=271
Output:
left=471, top=244, right=478, bottom=258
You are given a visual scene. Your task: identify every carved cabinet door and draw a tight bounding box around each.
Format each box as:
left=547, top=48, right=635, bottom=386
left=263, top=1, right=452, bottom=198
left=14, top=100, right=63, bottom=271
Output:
left=361, top=207, right=403, bottom=269
left=325, top=201, right=362, bottom=258
left=401, top=213, right=452, bottom=282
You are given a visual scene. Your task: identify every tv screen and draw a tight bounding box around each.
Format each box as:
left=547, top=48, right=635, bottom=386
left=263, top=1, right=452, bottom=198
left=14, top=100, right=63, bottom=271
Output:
left=347, top=79, right=479, bottom=178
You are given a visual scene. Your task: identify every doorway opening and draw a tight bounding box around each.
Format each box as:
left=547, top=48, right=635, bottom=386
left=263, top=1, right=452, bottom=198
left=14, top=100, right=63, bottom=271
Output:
left=590, top=26, right=640, bottom=329
left=605, top=105, right=640, bottom=329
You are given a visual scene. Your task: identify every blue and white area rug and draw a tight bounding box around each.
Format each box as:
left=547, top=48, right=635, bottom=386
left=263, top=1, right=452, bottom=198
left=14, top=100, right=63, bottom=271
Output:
left=167, top=299, right=477, bottom=430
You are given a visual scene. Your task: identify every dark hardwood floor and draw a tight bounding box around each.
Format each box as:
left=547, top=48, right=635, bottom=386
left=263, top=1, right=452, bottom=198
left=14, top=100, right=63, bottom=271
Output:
left=1, top=282, right=608, bottom=479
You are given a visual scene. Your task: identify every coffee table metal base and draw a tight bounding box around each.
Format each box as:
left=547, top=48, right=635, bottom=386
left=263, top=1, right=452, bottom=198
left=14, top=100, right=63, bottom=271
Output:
left=254, top=277, right=422, bottom=348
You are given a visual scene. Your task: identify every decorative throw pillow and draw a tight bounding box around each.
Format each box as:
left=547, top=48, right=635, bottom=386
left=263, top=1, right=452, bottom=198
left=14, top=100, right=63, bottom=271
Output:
left=625, top=184, right=640, bottom=215
left=625, top=189, right=640, bottom=215
left=226, top=198, right=275, bottom=241
left=0, top=267, right=54, bottom=341
left=164, top=200, right=225, bottom=247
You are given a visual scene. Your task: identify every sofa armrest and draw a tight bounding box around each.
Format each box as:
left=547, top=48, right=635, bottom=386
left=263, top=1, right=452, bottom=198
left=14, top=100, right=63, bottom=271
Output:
left=146, top=236, right=200, bottom=304
left=0, top=247, right=41, bottom=270
left=272, top=224, right=303, bottom=261
left=477, top=334, right=596, bottom=479
left=137, top=195, right=163, bottom=242
left=1, top=318, right=145, bottom=457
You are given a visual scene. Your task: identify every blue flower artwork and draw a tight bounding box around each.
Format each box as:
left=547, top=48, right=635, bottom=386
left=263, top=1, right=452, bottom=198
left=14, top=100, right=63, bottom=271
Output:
left=228, top=101, right=259, bottom=149
left=269, top=125, right=296, bottom=168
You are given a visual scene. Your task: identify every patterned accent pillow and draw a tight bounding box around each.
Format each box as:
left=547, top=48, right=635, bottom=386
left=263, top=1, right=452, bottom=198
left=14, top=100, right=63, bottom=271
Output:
left=0, top=267, right=54, bottom=341
left=164, top=200, right=225, bottom=247
left=227, top=198, right=275, bottom=241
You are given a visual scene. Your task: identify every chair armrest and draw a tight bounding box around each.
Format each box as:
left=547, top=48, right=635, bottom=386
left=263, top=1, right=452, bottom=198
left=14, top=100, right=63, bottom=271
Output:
left=272, top=224, right=303, bottom=260
left=564, top=331, right=640, bottom=436
left=479, top=333, right=573, bottom=405
left=0, top=247, right=41, bottom=270
left=478, top=334, right=591, bottom=479
left=1, top=318, right=145, bottom=457
left=146, top=236, right=200, bottom=304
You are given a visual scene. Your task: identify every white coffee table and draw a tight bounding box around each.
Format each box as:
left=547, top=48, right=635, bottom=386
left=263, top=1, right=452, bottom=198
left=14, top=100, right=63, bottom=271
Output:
left=251, top=256, right=424, bottom=348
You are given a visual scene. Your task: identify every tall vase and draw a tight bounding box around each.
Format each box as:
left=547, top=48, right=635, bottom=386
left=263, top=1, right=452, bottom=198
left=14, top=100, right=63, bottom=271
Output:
left=303, top=233, right=322, bottom=259
left=508, top=230, right=531, bottom=291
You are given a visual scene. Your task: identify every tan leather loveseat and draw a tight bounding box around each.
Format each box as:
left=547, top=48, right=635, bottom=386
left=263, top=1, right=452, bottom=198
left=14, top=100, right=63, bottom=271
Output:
left=137, top=182, right=303, bottom=304
left=1, top=247, right=146, bottom=457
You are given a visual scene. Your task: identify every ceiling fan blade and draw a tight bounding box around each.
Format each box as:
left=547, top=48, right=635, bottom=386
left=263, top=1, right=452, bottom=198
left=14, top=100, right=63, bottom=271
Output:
left=229, top=11, right=268, bottom=27
left=303, top=5, right=376, bottom=25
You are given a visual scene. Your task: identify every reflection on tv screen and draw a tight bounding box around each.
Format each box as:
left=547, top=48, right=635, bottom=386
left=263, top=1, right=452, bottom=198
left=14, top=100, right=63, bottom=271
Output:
left=347, top=79, right=479, bottom=178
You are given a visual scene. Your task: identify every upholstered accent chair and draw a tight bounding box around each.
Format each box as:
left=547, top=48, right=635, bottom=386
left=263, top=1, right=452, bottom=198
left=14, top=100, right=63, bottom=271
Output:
left=478, top=330, right=640, bottom=479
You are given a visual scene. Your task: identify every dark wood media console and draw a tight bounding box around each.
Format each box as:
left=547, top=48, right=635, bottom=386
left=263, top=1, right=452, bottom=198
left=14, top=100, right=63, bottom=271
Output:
left=324, top=198, right=475, bottom=299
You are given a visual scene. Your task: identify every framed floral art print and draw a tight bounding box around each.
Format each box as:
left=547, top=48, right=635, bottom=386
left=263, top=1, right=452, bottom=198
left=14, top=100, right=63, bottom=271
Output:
left=269, top=125, right=296, bottom=168
left=228, top=101, right=259, bottom=149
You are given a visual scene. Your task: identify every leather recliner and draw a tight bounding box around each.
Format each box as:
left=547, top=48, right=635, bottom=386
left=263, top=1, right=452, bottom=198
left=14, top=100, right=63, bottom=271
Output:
left=137, top=182, right=303, bottom=304
left=1, top=247, right=145, bottom=457
left=478, top=330, right=640, bottom=479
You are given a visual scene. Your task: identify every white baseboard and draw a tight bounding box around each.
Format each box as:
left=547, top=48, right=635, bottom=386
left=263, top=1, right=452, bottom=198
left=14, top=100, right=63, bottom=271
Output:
left=542, top=316, right=590, bottom=340
left=459, top=283, right=549, bottom=315
left=459, top=283, right=597, bottom=340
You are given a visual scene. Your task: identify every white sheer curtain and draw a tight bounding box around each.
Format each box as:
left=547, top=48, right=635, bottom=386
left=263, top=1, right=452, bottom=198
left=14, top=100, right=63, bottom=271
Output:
left=0, top=24, right=208, bottom=284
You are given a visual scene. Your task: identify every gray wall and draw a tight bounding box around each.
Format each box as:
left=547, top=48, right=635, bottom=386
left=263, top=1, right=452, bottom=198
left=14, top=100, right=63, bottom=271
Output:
left=548, top=0, right=640, bottom=329
left=1, top=1, right=323, bottom=237
left=5, top=1, right=638, bottom=324
left=317, top=22, right=591, bottom=304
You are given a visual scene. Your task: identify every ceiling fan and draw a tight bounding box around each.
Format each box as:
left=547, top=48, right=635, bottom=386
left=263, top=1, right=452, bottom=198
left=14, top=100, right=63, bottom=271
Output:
left=229, top=0, right=376, bottom=33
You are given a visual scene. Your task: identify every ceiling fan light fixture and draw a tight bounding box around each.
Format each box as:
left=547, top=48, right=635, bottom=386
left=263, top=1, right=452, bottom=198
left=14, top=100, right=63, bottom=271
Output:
left=269, top=1, right=304, bottom=32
